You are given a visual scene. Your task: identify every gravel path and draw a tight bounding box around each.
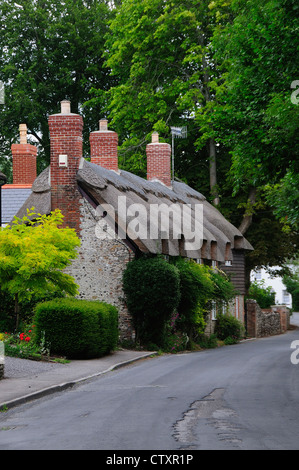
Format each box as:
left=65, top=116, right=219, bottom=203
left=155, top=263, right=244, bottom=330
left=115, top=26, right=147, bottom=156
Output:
left=3, top=356, right=66, bottom=379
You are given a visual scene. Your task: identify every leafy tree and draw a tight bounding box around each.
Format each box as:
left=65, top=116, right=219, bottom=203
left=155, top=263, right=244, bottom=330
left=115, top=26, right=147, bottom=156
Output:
left=265, top=171, right=299, bottom=232
left=101, top=0, right=232, bottom=203
left=212, top=0, right=299, bottom=228
left=0, top=208, right=80, bottom=330
left=0, top=0, right=114, bottom=178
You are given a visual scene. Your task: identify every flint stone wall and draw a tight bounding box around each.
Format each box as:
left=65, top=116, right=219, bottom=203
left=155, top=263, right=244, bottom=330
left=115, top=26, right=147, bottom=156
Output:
left=65, top=197, right=135, bottom=340
left=246, top=299, right=290, bottom=338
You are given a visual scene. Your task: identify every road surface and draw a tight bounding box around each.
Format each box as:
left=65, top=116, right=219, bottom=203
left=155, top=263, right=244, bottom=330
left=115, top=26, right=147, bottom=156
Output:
left=1, top=315, right=299, bottom=450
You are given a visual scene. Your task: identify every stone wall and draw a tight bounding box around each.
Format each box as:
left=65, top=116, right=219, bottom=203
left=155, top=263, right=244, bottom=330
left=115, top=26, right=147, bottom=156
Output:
left=65, top=197, right=135, bottom=340
left=246, top=299, right=290, bottom=338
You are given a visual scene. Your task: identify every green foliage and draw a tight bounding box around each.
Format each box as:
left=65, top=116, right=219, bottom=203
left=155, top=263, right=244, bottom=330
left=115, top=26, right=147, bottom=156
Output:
left=172, top=258, right=235, bottom=341
left=163, top=312, right=189, bottom=353
left=196, top=333, right=218, bottom=349
left=265, top=171, right=299, bottom=232
left=33, top=298, right=118, bottom=359
left=123, top=255, right=236, bottom=349
left=0, top=289, right=65, bottom=333
left=0, top=208, right=80, bottom=330
left=248, top=280, right=276, bottom=308
left=101, top=0, right=231, bottom=202
left=215, top=314, right=245, bottom=342
left=0, top=0, right=114, bottom=174
left=2, top=324, right=46, bottom=361
left=173, top=259, right=213, bottom=338
left=122, top=256, right=181, bottom=347
left=212, top=0, right=299, bottom=202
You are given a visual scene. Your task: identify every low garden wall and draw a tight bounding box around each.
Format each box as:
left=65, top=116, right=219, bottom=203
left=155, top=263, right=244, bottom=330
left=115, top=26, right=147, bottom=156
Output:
left=246, top=300, right=290, bottom=338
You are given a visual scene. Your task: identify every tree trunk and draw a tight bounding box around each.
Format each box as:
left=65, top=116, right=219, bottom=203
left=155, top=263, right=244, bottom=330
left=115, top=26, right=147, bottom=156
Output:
left=238, top=187, right=257, bottom=235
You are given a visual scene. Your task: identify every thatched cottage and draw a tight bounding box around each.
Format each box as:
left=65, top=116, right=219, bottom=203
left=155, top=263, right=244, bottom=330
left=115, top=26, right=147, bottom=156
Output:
left=11, top=100, right=253, bottom=339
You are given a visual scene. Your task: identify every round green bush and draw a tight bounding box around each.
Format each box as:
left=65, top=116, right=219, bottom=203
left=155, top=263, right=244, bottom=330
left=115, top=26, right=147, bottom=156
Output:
left=123, top=256, right=180, bottom=347
left=215, top=314, right=244, bottom=342
left=33, top=298, right=118, bottom=359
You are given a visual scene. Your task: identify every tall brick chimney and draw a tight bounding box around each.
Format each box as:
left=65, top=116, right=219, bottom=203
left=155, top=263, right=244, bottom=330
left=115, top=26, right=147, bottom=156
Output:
left=11, top=124, right=37, bottom=185
left=48, top=100, right=83, bottom=232
left=89, top=119, right=118, bottom=171
left=146, top=132, right=171, bottom=187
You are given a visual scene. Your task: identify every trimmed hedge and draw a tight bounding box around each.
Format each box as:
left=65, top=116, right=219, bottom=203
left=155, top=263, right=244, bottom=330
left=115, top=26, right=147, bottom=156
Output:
left=33, top=298, right=118, bottom=359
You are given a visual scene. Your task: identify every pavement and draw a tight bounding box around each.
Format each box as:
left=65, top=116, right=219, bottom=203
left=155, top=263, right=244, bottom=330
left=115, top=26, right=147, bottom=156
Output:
left=0, top=349, right=158, bottom=410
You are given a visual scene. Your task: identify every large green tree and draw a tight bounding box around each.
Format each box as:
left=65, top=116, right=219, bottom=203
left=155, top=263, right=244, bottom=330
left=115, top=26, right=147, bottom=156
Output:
left=101, top=0, right=232, bottom=204
left=211, top=0, right=299, bottom=231
left=101, top=0, right=298, bottom=278
left=0, top=0, right=114, bottom=179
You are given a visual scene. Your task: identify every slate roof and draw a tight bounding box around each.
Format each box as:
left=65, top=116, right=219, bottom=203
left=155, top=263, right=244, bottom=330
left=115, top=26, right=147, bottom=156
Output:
left=14, top=159, right=253, bottom=262
left=1, top=185, right=32, bottom=225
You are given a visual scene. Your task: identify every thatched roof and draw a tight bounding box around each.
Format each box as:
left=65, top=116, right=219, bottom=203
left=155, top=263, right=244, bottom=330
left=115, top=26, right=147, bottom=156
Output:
left=15, top=159, right=253, bottom=262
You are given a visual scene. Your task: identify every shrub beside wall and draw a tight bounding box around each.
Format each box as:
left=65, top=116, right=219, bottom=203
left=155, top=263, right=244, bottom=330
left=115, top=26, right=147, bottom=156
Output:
left=123, top=256, right=181, bottom=347
left=33, top=298, right=118, bottom=359
left=215, top=313, right=245, bottom=344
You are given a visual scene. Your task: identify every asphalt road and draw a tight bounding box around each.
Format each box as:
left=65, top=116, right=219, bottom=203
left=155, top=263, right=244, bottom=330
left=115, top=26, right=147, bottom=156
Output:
left=1, top=316, right=299, bottom=451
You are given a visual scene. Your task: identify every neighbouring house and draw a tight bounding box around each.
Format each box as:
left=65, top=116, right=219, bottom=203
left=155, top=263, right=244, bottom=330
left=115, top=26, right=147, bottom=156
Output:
left=1, top=124, right=36, bottom=227
left=251, top=267, right=293, bottom=309
left=12, top=100, right=253, bottom=339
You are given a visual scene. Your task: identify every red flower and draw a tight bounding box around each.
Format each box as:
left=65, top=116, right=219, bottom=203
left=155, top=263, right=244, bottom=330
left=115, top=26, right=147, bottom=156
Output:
left=25, top=337, right=30, bottom=342
left=20, top=333, right=25, bottom=340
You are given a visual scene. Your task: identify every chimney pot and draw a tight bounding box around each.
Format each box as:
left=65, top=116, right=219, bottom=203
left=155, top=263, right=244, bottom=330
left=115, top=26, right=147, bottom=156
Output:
left=99, top=119, right=108, bottom=131
left=19, top=124, right=27, bottom=144
left=151, top=132, right=159, bottom=143
left=60, top=100, right=71, bottom=114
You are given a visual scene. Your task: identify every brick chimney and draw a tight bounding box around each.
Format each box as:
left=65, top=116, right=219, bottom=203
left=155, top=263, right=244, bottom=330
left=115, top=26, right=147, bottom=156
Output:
left=146, top=132, right=171, bottom=187
left=11, top=124, right=37, bottom=185
left=89, top=119, right=118, bottom=171
left=48, top=100, right=83, bottom=232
